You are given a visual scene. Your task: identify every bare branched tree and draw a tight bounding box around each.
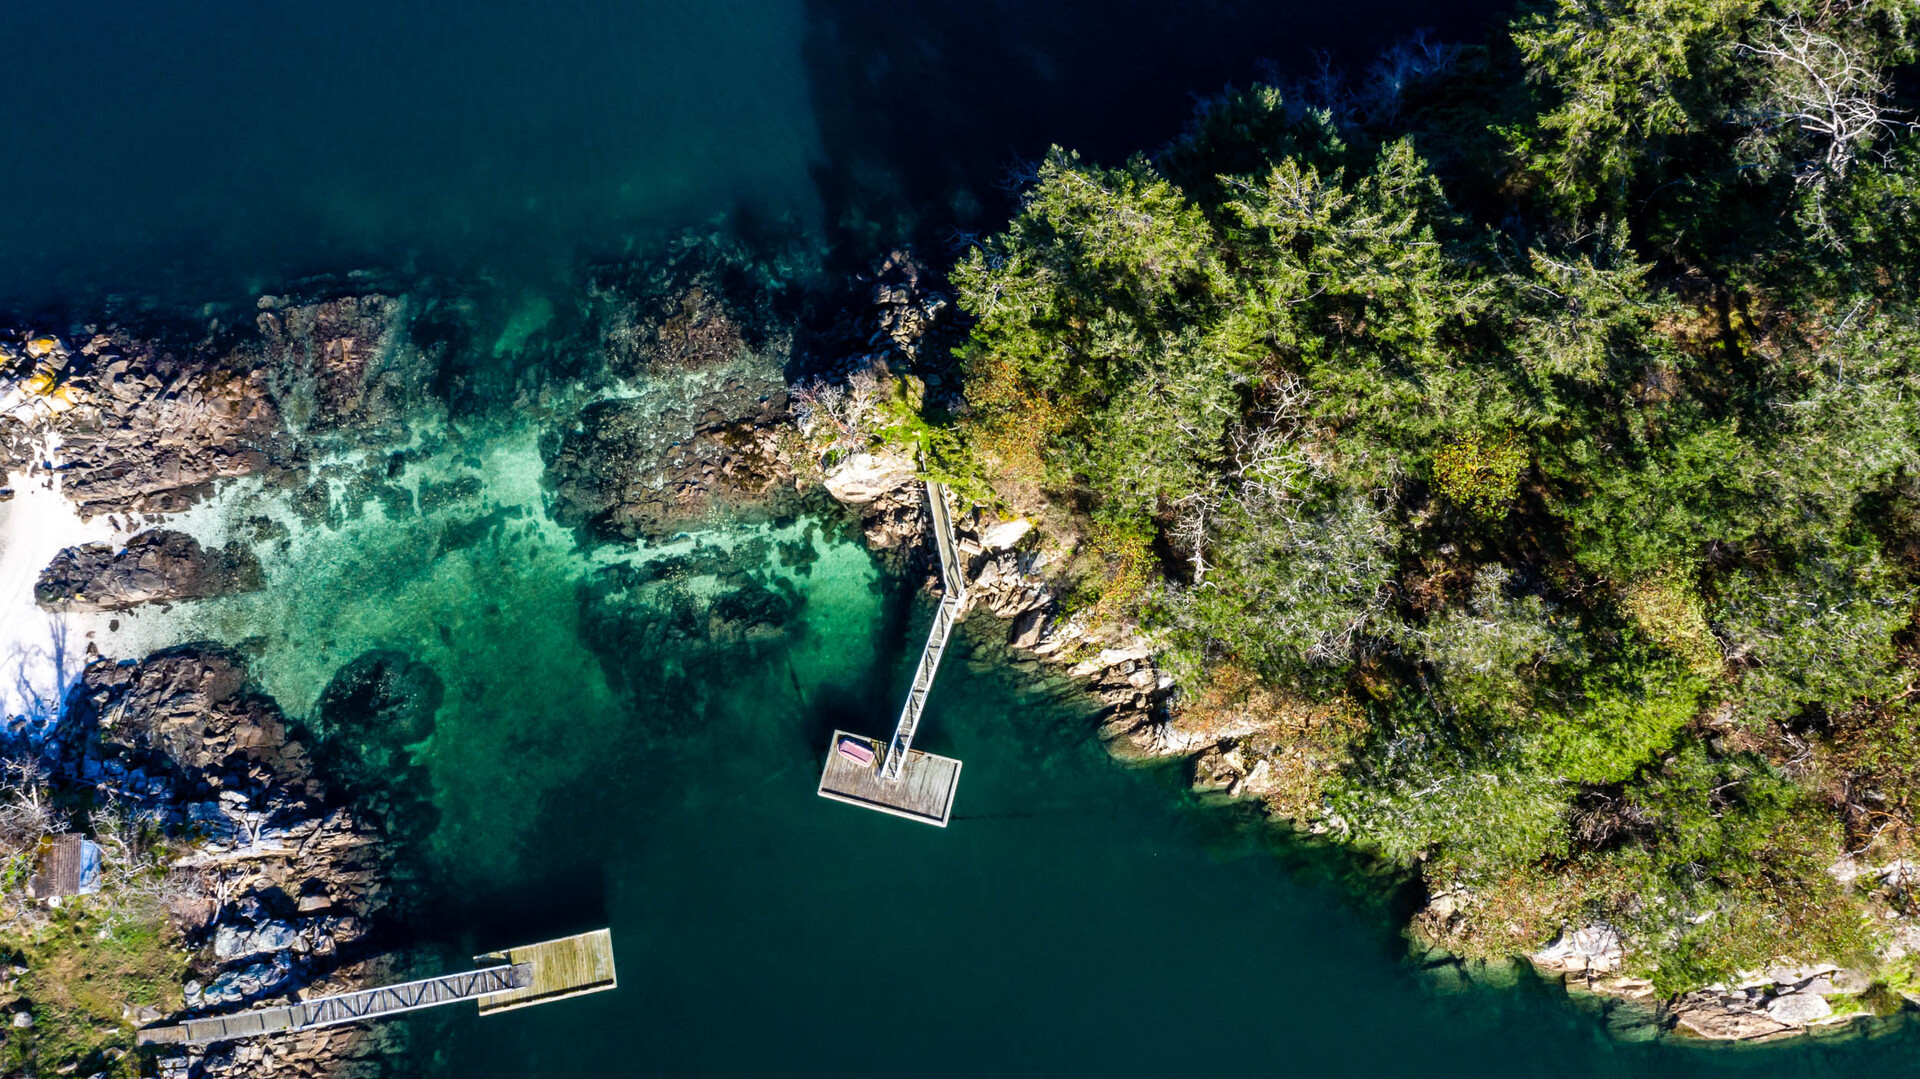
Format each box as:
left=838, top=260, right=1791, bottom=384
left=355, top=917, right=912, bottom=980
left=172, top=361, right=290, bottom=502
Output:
left=0, top=761, right=61, bottom=927
left=87, top=800, right=173, bottom=928
left=790, top=366, right=883, bottom=464
left=1170, top=374, right=1321, bottom=586
left=1737, top=16, right=1912, bottom=182
left=0, top=761, right=60, bottom=856
left=1358, top=30, right=1465, bottom=126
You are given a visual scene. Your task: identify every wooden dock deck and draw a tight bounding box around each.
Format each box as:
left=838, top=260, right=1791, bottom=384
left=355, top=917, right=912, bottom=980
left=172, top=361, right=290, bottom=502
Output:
left=818, top=730, right=962, bottom=826
left=474, top=928, right=618, bottom=1015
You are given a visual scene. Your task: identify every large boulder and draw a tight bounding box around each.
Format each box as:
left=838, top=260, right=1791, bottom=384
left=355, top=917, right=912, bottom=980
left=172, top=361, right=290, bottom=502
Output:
left=823, top=448, right=917, bottom=503
left=1672, top=1004, right=1788, bottom=1041
left=19, top=331, right=287, bottom=517
left=1765, top=992, right=1834, bottom=1025
left=212, top=920, right=299, bottom=962
left=255, top=294, right=439, bottom=437
left=35, top=530, right=264, bottom=611
left=192, top=953, right=294, bottom=1009
left=1531, top=925, right=1625, bottom=975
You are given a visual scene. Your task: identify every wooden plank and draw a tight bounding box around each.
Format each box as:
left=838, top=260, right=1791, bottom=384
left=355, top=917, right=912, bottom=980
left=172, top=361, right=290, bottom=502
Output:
left=27, top=834, right=99, bottom=898
left=818, top=731, right=962, bottom=826
left=474, top=929, right=618, bottom=1015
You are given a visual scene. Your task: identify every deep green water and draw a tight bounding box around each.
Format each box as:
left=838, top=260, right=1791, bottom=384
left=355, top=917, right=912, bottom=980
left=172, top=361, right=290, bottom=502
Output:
left=12, top=0, right=1920, bottom=1074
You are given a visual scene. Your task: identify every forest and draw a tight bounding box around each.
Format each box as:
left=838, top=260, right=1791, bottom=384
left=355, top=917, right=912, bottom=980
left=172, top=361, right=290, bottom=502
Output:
left=929, top=0, right=1920, bottom=990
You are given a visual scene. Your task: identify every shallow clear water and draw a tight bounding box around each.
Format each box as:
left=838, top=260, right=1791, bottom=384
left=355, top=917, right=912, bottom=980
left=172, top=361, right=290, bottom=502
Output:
left=11, top=1, right=1920, bottom=1075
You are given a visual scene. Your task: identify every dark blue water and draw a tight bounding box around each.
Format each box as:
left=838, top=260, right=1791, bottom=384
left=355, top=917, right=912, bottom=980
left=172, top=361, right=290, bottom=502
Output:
left=14, top=2, right=1920, bottom=1076
left=0, top=0, right=1502, bottom=308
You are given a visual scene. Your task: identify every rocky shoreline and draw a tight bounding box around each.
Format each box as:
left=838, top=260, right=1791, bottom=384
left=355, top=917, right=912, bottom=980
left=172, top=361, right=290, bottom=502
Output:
left=59, top=645, right=405, bottom=1079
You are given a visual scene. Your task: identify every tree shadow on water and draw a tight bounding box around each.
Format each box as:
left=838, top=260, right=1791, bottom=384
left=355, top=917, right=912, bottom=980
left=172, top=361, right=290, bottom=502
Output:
left=796, top=0, right=1512, bottom=261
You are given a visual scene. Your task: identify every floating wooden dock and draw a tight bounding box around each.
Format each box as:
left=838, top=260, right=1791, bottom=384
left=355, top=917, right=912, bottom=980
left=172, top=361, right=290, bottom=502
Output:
left=817, top=480, right=967, bottom=827
left=136, top=930, right=616, bottom=1046
left=474, top=928, right=618, bottom=1014
left=817, top=730, right=962, bottom=826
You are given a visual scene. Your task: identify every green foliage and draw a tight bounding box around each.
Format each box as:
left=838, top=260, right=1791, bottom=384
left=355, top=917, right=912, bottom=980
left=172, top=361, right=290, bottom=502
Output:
left=1508, top=0, right=1758, bottom=212
left=1335, top=756, right=1574, bottom=871
left=954, top=148, right=1238, bottom=523
left=1539, top=405, right=1755, bottom=582
left=0, top=906, right=184, bottom=1078
left=1622, top=566, right=1722, bottom=675
left=1717, top=544, right=1913, bottom=723
left=1533, top=650, right=1705, bottom=783
left=1158, top=484, right=1398, bottom=689
left=1419, top=566, right=1575, bottom=721
left=1432, top=432, right=1527, bottom=518
left=1610, top=742, right=1868, bottom=990
left=938, top=0, right=1920, bottom=990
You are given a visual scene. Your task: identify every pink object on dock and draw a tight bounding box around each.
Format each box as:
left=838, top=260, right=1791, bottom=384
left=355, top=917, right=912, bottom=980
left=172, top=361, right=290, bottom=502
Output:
left=837, top=738, right=875, bottom=766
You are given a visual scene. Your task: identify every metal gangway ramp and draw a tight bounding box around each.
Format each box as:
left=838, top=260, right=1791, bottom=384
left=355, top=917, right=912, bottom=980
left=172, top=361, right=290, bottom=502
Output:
left=817, top=480, right=967, bottom=826
left=137, top=929, right=617, bottom=1047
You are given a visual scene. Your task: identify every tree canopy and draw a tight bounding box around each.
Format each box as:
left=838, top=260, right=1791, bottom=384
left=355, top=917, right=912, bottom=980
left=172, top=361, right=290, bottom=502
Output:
left=934, top=0, right=1920, bottom=988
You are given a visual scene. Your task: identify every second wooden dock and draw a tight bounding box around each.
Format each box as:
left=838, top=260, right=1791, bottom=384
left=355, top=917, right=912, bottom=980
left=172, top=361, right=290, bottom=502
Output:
left=818, top=731, right=962, bottom=826
left=475, top=928, right=619, bottom=1014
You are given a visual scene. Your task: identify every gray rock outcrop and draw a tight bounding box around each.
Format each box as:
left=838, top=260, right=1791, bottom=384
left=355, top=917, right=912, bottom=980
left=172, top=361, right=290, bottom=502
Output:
left=35, top=530, right=264, bottom=611
left=56, top=645, right=402, bottom=1079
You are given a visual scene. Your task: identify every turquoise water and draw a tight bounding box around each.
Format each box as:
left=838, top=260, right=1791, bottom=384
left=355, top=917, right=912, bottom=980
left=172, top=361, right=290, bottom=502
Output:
left=14, top=0, right=1920, bottom=1074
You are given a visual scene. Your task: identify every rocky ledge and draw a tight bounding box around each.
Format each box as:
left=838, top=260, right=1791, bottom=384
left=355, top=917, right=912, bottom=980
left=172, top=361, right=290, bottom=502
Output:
left=36, top=530, right=264, bottom=612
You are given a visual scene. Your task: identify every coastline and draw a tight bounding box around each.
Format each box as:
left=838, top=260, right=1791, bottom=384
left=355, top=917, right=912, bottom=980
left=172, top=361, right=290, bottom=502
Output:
left=0, top=239, right=1911, bottom=1075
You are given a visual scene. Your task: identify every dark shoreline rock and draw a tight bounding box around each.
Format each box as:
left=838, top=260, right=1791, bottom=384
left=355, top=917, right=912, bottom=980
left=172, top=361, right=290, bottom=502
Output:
left=0, top=241, right=864, bottom=1079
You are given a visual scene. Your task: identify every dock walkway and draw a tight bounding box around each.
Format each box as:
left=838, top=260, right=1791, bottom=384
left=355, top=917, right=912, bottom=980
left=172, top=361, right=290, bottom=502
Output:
left=136, top=930, right=616, bottom=1047
left=817, top=480, right=967, bottom=826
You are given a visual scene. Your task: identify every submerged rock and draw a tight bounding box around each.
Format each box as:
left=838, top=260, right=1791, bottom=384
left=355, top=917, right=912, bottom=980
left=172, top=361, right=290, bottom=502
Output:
left=705, top=584, right=797, bottom=645
left=648, top=287, right=752, bottom=372
left=316, top=650, right=442, bottom=747
left=35, top=529, right=264, bottom=611
left=547, top=397, right=796, bottom=541
left=309, top=650, right=442, bottom=840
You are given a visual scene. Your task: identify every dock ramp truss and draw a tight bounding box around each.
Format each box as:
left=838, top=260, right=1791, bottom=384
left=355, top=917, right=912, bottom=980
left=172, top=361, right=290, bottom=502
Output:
left=818, top=480, right=967, bottom=826
left=137, top=929, right=616, bottom=1047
